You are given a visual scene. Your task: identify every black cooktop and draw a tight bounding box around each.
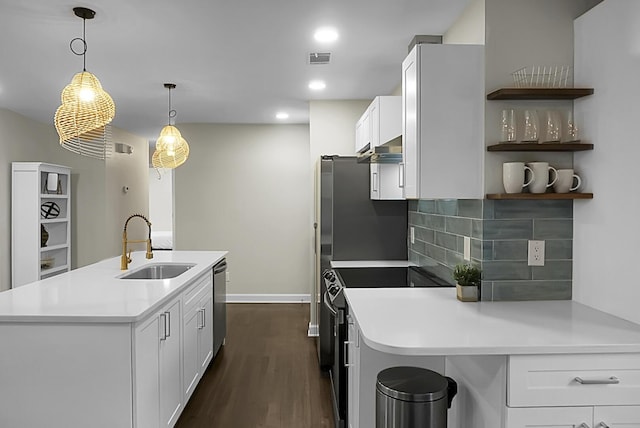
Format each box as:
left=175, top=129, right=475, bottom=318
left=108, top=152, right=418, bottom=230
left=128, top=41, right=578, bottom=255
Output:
left=333, top=266, right=453, bottom=288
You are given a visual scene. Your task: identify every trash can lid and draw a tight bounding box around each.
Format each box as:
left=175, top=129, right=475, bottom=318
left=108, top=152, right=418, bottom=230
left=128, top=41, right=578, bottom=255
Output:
left=376, top=366, right=448, bottom=402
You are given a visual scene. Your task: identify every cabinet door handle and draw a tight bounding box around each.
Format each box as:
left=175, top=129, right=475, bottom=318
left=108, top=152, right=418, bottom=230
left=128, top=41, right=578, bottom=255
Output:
left=578, top=424, right=590, bottom=428
left=164, top=311, right=171, bottom=338
left=399, top=163, right=405, bottom=188
left=198, top=308, right=206, bottom=330
left=372, top=172, right=378, bottom=192
left=343, top=341, right=352, bottom=367
left=159, top=313, right=167, bottom=341
left=574, top=376, right=619, bottom=385
left=597, top=423, right=610, bottom=428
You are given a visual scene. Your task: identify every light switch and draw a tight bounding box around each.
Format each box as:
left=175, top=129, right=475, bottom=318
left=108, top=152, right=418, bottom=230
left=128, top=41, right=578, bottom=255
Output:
left=463, top=236, right=471, bottom=261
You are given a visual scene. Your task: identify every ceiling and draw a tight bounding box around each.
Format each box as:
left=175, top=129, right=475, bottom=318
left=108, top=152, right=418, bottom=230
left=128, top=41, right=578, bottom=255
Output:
left=0, top=0, right=472, bottom=141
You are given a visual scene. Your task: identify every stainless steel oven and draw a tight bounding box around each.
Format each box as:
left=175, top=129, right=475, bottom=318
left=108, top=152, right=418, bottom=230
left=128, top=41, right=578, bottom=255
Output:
left=322, top=266, right=454, bottom=428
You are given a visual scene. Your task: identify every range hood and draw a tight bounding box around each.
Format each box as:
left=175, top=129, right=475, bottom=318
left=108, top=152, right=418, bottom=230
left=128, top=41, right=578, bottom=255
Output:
left=356, top=136, right=402, bottom=164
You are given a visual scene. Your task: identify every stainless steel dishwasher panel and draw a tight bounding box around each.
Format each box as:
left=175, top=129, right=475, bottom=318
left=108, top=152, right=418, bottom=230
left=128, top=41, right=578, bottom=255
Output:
left=213, top=259, right=227, bottom=357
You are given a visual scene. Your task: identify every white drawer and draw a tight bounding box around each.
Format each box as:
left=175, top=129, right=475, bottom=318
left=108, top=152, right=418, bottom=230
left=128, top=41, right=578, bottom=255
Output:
left=508, top=353, right=640, bottom=407
left=182, top=271, right=212, bottom=314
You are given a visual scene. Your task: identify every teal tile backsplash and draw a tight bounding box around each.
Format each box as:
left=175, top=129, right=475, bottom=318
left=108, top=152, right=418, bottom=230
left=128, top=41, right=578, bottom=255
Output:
left=408, top=199, right=573, bottom=301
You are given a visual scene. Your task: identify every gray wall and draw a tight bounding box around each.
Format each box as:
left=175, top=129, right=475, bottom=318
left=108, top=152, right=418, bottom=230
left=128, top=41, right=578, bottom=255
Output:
left=573, top=0, right=640, bottom=324
left=409, top=199, right=573, bottom=301
left=0, top=108, right=148, bottom=291
left=173, top=123, right=310, bottom=298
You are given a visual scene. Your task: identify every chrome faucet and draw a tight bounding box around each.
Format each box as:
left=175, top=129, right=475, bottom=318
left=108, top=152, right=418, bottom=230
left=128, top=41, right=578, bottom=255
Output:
left=121, top=214, right=153, bottom=270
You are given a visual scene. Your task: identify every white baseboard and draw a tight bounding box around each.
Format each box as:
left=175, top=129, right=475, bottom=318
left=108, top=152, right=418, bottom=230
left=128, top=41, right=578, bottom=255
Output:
left=307, top=323, right=319, bottom=337
left=226, top=294, right=311, bottom=303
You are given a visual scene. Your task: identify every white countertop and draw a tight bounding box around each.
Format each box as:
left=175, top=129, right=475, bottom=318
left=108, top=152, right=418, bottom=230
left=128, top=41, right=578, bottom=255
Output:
left=345, top=288, right=640, bottom=356
left=330, top=260, right=412, bottom=268
left=0, top=250, right=227, bottom=323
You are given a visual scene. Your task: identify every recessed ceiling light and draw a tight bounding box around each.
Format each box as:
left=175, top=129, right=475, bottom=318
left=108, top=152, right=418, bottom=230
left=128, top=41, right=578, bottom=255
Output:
left=314, top=27, right=339, bottom=43
left=276, top=112, right=289, bottom=120
left=308, top=80, right=326, bottom=91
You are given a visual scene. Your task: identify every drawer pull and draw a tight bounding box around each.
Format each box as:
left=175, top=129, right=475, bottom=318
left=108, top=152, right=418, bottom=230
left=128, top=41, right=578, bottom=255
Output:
left=574, top=376, right=619, bottom=385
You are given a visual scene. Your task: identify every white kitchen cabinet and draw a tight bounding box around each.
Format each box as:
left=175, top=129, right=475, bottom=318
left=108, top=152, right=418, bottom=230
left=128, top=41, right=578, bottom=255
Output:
left=182, top=270, right=214, bottom=401
left=135, top=296, right=183, bottom=428
left=401, top=43, right=484, bottom=199
left=355, top=109, right=371, bottom=153
left=506, top=406, right=640, bottom=428
left=355, top=96, right=401, bottom=154
left=347, top=313, right=360, bottom=428
left=11, top=162, right=71, bottom=287
left=370, top=163, right=403, bottom=200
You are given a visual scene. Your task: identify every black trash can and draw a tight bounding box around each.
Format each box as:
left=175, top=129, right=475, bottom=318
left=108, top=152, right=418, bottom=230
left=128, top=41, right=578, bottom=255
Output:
left=376, top=366, right=457, bottom=428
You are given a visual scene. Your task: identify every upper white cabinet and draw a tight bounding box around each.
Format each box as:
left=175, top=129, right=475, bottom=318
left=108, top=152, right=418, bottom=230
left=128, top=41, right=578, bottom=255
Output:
left=370, top=163, right=403, bottom=200
left=11, top=162, right=71, bottom=288
left=401, top=43, right=484, bottom=199
left=355, top=96, right=402, bottom=154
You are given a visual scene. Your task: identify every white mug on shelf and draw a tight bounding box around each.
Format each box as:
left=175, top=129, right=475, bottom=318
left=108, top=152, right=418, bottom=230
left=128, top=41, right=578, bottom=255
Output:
left=552, top=169, right=582, bottom=193
left=526, top=162, right=558, bottom=194
left=503, top=162, right=534, bottom=194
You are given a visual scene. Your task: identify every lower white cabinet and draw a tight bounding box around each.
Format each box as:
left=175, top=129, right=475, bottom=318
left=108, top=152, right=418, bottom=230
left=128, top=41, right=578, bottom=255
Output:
left=370, top=163, right=403, bottom=200
left=135, top=297, right=183, bottom=428
left=347, top=314, right=360, bottom=428
left=506, top=405, right=640, bottom=428
left=183, top=271, right=214, bottom=401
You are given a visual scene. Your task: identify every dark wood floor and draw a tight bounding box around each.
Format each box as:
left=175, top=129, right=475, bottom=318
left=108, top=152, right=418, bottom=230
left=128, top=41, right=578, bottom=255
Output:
left=176, top=303, right=334, bottom=428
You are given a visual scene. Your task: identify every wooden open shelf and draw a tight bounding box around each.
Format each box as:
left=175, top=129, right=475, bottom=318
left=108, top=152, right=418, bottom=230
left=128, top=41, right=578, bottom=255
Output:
left=487, top=142, right=593, bottom=152
left=486, top=88, right=594, bottom=100
left=486, top=193, right=593, bottom=200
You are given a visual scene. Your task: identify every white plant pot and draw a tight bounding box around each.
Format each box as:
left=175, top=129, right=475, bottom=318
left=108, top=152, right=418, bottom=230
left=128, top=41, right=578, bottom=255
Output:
left=456, top=284, right=478, bottom=302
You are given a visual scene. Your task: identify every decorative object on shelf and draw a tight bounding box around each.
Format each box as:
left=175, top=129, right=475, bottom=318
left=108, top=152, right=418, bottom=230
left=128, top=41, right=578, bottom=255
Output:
left=453, top=263, right=481, bottom=302
left=522, top=110, right=539, bottom=142
left=551, top=169, right=582, bottom=193
left=500, top=109, right=517, bottom=142
left=40, top=257, right=55, bottom=270
left=564, top=110, right=579, bottom=142
left=54, top=7, right=115, bottom=160
left=503, top=162, right=534, bottom=194
left=44, top=173, right=62, bottom=194
left=41, top=224, right=49, bottom=248
left=152, top=83, right=190, bottom=169
left=511, top=65, right=572, bottom=88
left=543, top=110, right=562, bottom=142
left=40, top=201, right=61, bottom=219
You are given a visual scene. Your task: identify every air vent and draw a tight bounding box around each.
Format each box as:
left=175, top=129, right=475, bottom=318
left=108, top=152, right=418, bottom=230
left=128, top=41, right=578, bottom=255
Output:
left=309, top=52, right=331, bottom=65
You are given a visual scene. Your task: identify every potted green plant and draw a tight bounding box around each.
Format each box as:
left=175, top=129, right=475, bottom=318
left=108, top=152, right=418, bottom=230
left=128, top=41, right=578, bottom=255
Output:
left=453, top=263, right=481, bottom=302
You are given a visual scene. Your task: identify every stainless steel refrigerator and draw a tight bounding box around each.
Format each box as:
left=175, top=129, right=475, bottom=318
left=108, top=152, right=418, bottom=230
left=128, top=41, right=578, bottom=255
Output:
left=316, top=155, right=407, bottom=368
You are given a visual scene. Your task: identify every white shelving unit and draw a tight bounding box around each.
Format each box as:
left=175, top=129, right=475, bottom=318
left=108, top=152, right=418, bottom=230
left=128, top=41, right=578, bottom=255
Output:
left=11, top=162, right=71, bottom=288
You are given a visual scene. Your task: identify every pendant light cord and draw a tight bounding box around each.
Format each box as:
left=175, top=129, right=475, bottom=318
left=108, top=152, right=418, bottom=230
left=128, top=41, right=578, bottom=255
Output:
left=69, top=17, right=88, bottom=71
left=168, top=86, right=177, bottom=125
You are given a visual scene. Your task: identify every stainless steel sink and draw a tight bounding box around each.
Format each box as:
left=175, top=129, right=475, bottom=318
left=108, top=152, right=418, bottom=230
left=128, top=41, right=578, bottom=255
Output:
left=119, top=263, right=196, bottom=280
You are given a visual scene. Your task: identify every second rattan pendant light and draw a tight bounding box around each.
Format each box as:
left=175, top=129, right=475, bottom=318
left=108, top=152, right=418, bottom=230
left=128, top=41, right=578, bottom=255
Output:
left=152, top=83, right=190, bottom=169
left=54, top=7, right=115, bottom=159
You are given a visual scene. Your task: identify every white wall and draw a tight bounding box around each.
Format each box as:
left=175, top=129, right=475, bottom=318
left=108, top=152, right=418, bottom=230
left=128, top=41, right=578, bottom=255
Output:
left=0, top=108, right=148, bottom=291
left=173, top=123, right=310, bottom=298
left=444, top=0, right=485, bottom=45
left=148, top=168, right=174, bottom=231
left=483, top=0, right=594, bottom=193
left=573, top=0, right=640, bottom=324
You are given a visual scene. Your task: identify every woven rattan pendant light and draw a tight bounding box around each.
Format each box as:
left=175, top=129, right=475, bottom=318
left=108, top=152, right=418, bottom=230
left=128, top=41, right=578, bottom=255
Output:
left=152, top=83, right=190, bottom=169
left=54, top=7, right=115, bottom=159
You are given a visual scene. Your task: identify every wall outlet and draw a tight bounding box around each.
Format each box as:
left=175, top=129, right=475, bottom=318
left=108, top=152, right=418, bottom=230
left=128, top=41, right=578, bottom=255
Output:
left=463, top=236, right=471, bottom=261
left=528, top=240, right=545, bottom=266
left=410, top=227, right=415, bottom=244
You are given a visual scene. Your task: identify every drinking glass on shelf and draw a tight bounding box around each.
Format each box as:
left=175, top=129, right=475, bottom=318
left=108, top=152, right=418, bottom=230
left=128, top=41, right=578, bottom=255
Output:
left=543, top=110, right=561, bottom=143
left=522, top=110, right=539, bottom=142
left=500, top=109, right=517, bottom=143
left=565, top=110, right=579, bottom=142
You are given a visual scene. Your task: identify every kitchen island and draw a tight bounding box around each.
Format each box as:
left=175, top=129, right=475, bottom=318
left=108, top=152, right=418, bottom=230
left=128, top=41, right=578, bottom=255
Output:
left=0, top=250, right=227, bottom=428
left=345, top=288, right=640, bottom=428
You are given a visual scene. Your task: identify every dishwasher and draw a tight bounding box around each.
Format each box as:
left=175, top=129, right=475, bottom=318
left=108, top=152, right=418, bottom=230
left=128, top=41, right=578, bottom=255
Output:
left=213, top=259, right=227, bottom=357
